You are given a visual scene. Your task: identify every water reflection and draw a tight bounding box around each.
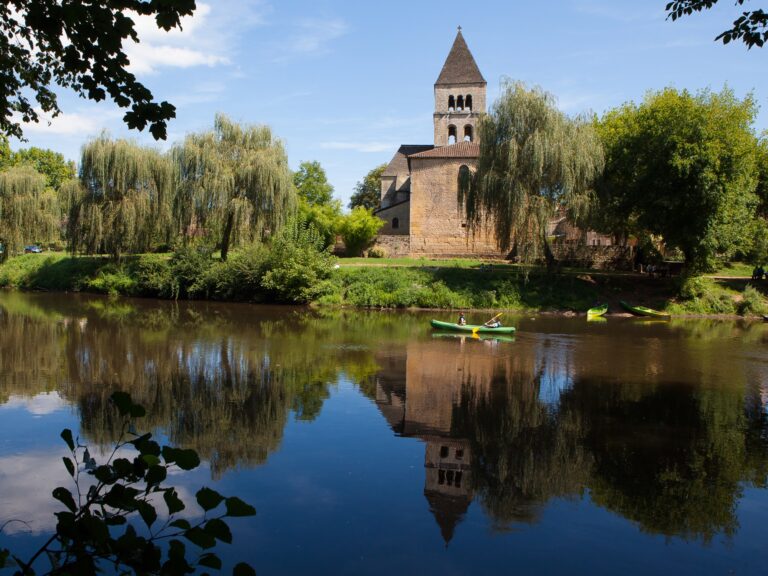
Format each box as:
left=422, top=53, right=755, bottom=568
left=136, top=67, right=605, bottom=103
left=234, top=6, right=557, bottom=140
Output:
left=1, top=292, right=767, bottom=548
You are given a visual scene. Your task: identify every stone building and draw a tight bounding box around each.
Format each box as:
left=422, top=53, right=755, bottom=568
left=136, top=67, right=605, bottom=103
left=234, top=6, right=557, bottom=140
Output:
left=373, top=28, right=619, bottom=261
left=374, top=28, right=500, bottom=258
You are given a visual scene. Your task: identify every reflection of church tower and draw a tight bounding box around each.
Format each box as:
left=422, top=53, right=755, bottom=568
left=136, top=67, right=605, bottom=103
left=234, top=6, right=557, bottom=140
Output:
left=433, top=27, right=487, bottom=146
left=424, top=437, right=472, bottom=544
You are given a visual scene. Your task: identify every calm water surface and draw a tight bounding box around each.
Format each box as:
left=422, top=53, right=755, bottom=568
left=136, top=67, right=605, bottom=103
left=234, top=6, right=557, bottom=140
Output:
left=1, top=292, right=767, bottom=575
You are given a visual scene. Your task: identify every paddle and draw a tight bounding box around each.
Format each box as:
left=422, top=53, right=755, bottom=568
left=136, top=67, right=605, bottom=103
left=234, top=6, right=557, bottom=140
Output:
left=473, top=312, right=503, bottom=333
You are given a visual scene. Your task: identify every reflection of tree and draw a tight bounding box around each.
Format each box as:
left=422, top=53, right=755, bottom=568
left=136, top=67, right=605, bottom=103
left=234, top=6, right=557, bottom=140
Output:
left=570, top=380, right=768, bottom=542
left=453, top=369, right=591, bottom=527
left=0, top=294, right=401, bottom=478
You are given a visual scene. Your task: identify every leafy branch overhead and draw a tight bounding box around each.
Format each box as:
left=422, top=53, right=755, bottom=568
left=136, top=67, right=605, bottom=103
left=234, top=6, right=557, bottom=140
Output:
left=0, top=0, right=196, bottom=140
left=666, top=0, right=768, bottom=47
left=0, top=391, right=256, bottom=576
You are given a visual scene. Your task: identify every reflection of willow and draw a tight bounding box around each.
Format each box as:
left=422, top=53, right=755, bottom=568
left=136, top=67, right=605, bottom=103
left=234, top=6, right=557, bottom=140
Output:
left=452, top=368, right=592, bottom=527
left=0, top=295, right=420, bottom=478
left=572, top=379, right=768, bottom=542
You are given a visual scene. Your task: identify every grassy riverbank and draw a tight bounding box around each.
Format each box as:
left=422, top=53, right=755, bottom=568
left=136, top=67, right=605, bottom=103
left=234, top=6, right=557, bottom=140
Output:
left=1, top=252, right=767, bottom=316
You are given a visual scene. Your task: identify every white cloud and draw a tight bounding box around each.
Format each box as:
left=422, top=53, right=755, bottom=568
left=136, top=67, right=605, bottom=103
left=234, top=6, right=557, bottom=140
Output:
left=320, top=141, right=398, bottom=153
left=271, top=17, right=348, bottom=62
left=1, top=392, right=68, bottom=416
left=125, top=1, right=269, bottom=75
left=19, top=107, right=122, bottom=136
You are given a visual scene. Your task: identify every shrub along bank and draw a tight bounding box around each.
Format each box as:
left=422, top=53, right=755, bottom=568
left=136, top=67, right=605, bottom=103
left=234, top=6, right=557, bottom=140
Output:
left=2, top=249, right=767, bottom=316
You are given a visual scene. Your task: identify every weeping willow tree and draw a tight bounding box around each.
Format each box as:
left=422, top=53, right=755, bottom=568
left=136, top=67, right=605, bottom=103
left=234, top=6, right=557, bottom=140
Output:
left=459, top=81, right=604, bottom=264
left=173, top=114, right=296, bottom=260
left=67, top=134, right=173, bottom=259
left=0, top=166, right=60, bottom=261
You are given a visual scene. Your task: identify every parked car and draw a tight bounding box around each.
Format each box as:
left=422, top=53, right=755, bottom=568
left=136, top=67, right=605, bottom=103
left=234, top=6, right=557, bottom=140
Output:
left=24, top=245, right=43, bottom=253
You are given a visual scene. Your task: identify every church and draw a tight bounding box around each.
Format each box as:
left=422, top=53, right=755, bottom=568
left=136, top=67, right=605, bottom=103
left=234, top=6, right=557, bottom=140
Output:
left=373, top=29, right=501, bottom=258
left=372, top=29, right=620, bottom=262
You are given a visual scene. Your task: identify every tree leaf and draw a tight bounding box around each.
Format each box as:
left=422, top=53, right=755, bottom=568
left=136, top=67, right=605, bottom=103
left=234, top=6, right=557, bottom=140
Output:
left=60, top=429, right=75, bottom=451
left=225, top=497, right=256, bottom=517
left=137, top=501, right=157, bottom=528
left=52, top=487, right=77, bottom=513
left=169, top=518, right=191, bottom=530
left=204, top=518, right=232, bottom=543
left=233, top=562, right=257, bottom=576
left=174, top=448, right=201, bottom=471
left=198, top=554, right=222, bottom=570
left=196, top=487, right=224, bottom=511
left=164, top=489, right=186, bottom=515
left=184, top=527, right=216, bottom=549
left=146, top=464, right=167, bottom=487
left=110, top=391, right=133, bottom=416
left=62, top=456, right=75, bottom=478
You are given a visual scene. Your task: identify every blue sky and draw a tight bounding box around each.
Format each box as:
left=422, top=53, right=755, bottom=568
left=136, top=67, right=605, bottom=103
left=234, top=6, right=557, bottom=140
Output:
left=11, top=0, right=768, bottom=207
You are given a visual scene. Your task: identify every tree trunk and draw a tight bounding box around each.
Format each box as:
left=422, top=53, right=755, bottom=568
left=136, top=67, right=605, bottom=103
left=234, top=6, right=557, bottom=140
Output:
left=220, top=212, right=234, bottom=262
left=543, top=235, right=557, bottom=271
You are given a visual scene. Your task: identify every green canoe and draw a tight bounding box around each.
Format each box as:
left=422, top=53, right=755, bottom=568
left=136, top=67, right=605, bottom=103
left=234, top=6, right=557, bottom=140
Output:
left=587, top=304, right=608, bottom=318
left=619, top=300, right=671, bottom=319
left=430, top=319, right=516, bottom=334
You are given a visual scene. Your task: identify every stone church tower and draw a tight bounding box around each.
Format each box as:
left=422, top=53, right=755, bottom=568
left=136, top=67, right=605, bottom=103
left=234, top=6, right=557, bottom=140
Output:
left=373, top=28, right=501, bottom=257
left=433, top=28, right=487, bottom=147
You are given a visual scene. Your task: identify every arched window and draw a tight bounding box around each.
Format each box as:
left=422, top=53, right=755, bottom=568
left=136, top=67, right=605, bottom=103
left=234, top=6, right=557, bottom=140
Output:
left=465, top=94, right=473, bottom=111
left=392, top=217, right=399, bottom=230
left=463, top=125, right=473, bottom=142
left=448, top=95, right=455, bottom=112
left=448, top=124, right=457, bottom=145
left=458, top=164, right=471, bottom=190
left=456, top=95, right=464, bottom=111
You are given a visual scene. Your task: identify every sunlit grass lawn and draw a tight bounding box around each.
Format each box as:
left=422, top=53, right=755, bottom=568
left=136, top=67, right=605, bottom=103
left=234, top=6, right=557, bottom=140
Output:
left=709, top=262, right=754, bottom=277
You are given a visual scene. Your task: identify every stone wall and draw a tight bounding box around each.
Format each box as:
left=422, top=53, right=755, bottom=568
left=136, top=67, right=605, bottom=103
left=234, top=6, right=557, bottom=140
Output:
left=550, top=244, right=634, bottom=270
left=433, top=83, right=486, bottom=146
left=371, top=234, right=411, bottom=257
left=375, top=201, right=410, bottom=235
left=408, top=157, right=503, bottom=257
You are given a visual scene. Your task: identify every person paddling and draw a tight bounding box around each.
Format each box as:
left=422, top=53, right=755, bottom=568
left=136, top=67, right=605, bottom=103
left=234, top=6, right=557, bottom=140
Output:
left=483, top=313, right=503, bottom=329
left=457, top=312, right=467, bottom=326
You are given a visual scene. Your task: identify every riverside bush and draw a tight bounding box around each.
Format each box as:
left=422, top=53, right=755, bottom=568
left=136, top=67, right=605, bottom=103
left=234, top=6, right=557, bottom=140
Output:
left=261, top=220, right=337, bottom=303
left=738, top=284, right=767, bottom=316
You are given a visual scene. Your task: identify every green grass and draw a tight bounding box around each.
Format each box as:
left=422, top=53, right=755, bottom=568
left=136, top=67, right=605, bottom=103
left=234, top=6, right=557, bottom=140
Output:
left=3, top=253, right=767, bottom=316
left=709, top=262, right=754, bottom=277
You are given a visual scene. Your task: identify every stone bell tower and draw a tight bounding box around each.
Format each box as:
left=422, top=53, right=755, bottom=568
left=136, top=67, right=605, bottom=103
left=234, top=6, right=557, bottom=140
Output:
left=433, top=27, right=487, bottom=147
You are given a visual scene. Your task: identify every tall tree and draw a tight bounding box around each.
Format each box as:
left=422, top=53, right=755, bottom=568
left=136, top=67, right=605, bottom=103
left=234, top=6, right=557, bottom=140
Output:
left=293, top=161, right=334, bottom=206
left=349, top=164, right=386, bottom=210
left=596, top=87, right=759, bottom=270
left=0, top=0, right=195, bottom=140
left=67, top=134, right=173, bottom=259
left=11, top=147, right=75, bottom=190
left=458, top=81, right=604, bottom=264
left=174, top=114, right=296, bottom=261
left=0, top=166, right=59, bottom=261
left=666, top=0, right=768, bottom=48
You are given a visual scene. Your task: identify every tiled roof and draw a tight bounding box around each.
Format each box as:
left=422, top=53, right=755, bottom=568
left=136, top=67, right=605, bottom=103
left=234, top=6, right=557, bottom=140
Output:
left=435, top=30, right=485, bottom=86
left=382, top=145, right=434, bottom=176
left=408, top=142, right=479, bottom=159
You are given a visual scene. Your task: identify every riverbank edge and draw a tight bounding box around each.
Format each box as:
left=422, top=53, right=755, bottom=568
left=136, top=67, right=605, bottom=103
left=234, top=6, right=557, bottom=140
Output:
left=1, top=253, right=766, bottom=318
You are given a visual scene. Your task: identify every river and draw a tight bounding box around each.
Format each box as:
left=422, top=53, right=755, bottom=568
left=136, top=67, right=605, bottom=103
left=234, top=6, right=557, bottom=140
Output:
left=0, top=292, right=767, bottom=575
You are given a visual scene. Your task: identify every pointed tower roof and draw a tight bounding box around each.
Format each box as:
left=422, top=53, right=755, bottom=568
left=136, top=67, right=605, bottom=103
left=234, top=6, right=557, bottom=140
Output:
left=435, top=28, right=486, bottom=86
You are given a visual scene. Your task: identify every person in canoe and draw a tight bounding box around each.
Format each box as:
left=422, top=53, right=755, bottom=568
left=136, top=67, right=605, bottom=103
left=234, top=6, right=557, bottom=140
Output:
left=458, top=312, right=467, bottom=326
left=484, top=317, right=502, bottom=328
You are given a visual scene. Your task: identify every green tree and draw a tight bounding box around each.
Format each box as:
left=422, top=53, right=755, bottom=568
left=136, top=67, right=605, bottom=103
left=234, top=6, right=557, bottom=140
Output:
left=294, top=161, right=334, bottom=206
left=0, top=0, right=195, bottom=140
left=338, top=207, right=384, bottom=256
left=0, top=166, right=59, bottom=261
left=293, top=160, right=342, bottom=247
left=11, top=147, right=76, bottom=190
left=459, top=81, right=604, bottom=264
left=596, top=87, right=759, bottom=270
left=666, top=0, right=768, bottom=48
left=349, top=164, right=386, bottom=210
left=174, top=114, right=296, bottom=261
left=67, top=134, right=174, bottom=259
left=0, top=135, right=11, bottom=169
